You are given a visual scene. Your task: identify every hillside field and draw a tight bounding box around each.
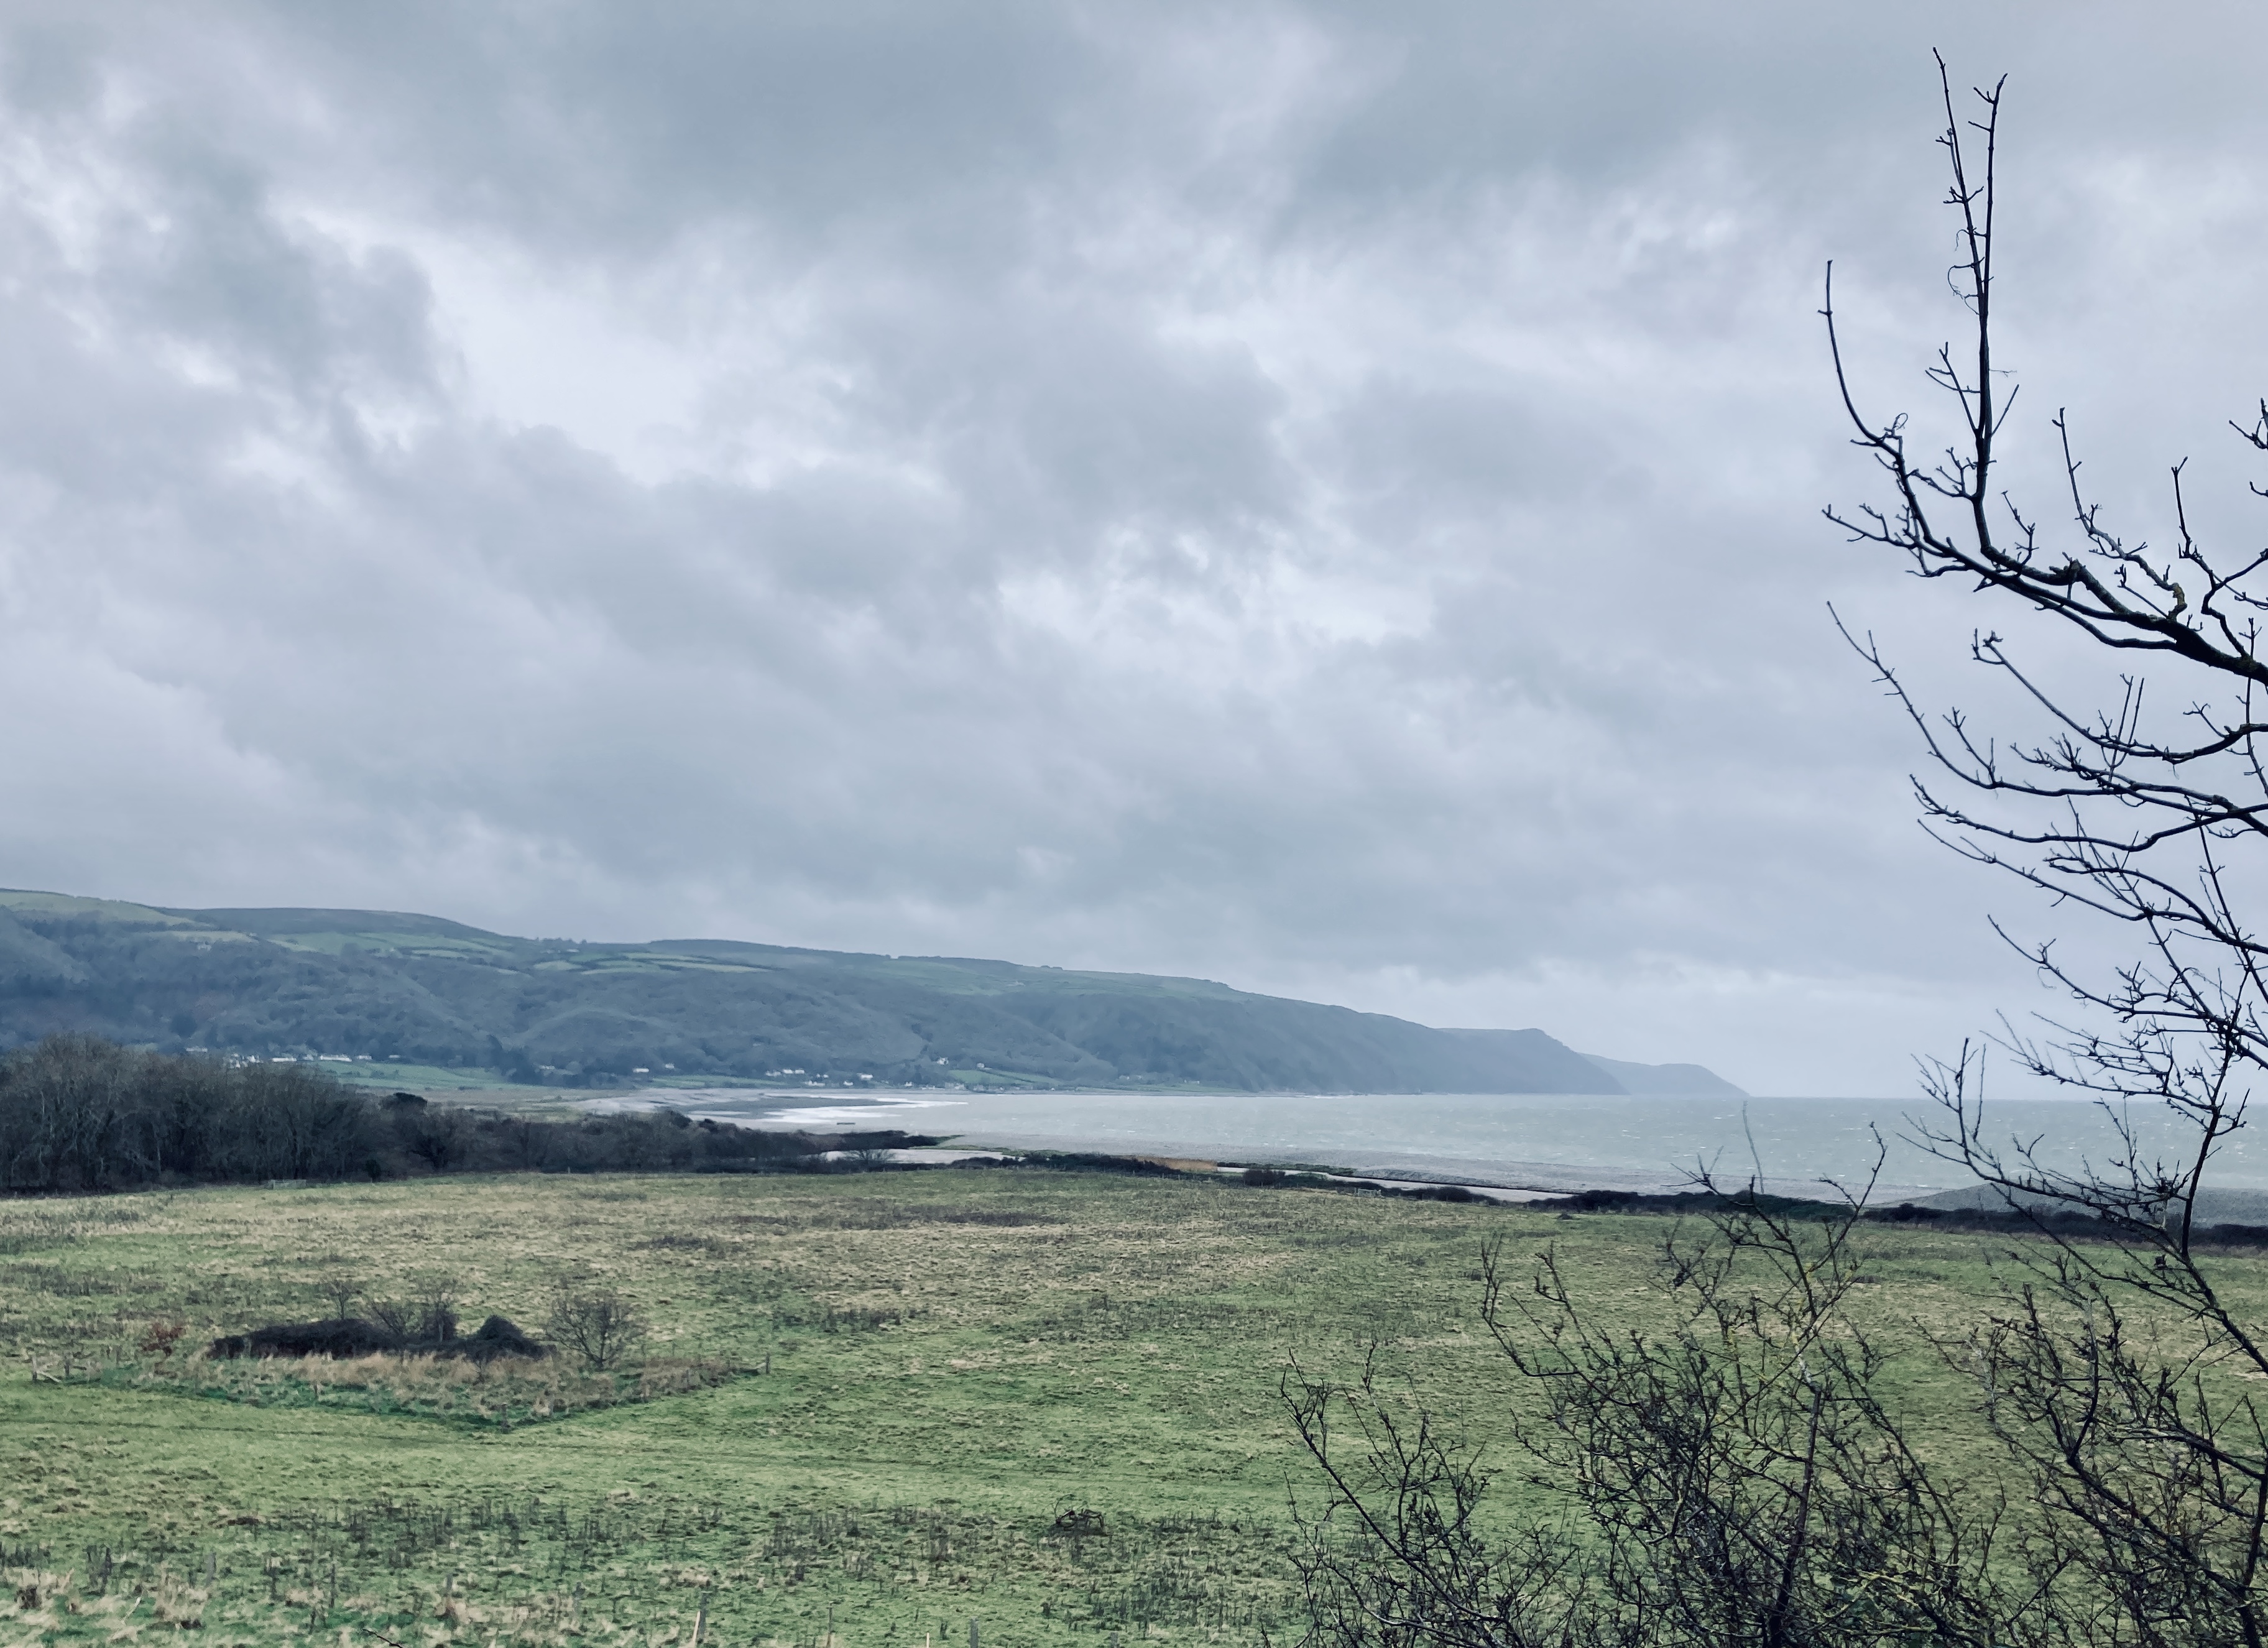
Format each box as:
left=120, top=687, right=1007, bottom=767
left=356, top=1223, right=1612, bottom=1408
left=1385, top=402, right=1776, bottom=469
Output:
left=0, top=889, right=1740, bottom=1095
left=3, top=1169, right=2254, bottom=1648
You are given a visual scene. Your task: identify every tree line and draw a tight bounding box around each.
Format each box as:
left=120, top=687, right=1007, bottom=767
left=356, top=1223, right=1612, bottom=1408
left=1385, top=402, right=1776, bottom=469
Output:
left=0, top=1033, right=917, bottom=1192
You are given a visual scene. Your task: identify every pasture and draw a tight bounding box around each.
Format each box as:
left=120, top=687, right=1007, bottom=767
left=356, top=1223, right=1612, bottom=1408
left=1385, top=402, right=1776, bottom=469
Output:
left=1, top=1166, right=2250, bottom=1648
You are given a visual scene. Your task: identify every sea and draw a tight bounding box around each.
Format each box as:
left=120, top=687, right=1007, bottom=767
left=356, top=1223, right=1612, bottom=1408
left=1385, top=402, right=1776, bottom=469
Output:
left=622, top=1087, right=2268, bottom=1204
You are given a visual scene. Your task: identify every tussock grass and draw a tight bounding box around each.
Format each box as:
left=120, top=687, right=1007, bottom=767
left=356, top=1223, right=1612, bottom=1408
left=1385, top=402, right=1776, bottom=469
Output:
left=154, top=1349, right=734, bottom=1425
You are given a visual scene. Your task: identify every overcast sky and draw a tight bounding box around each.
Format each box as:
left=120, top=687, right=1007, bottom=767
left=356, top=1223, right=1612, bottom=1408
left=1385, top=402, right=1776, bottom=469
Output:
left=4, top=2, right=2266, bottom=1094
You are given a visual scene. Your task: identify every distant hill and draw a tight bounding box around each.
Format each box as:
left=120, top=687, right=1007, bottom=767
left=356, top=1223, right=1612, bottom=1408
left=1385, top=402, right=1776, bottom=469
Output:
left=1443, top=1031, right=1748, bottom=1098
left=0, top=888, right=1743, bottom=1096
left=1574, top=1050, right=1749, bottom=1098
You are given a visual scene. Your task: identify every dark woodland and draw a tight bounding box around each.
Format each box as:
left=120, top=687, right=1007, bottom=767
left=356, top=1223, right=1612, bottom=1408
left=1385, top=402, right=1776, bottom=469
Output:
left=0, top=1033, right=924, bottom=1192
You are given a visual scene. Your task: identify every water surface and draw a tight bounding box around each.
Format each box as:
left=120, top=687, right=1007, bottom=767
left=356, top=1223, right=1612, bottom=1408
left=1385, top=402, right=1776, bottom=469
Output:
left=643, top=1088, right=2268, bottom=1199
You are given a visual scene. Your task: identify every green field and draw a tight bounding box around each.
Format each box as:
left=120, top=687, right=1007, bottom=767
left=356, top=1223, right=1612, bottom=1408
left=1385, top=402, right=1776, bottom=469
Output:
left=2, top=1170, right=2258, bottom=1648
left=322, top=1062, right=538, bottom=1094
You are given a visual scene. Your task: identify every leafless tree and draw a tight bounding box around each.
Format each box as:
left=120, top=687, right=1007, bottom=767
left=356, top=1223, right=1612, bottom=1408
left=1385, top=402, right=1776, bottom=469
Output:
left=546, top=1285, right=645, bottom=1371
left=366, top=1276, right=459, bottom=1345
left=317, top=1273, right=362, bottom=1322
left=1289, top=58, right=2268, bottom=1648
left=1826, top=54, right=2268, bottom=1642
left=412, top=1276, right=461, bottom=1343
left=1825, top=55, right=2268, bottom=1234
left=366, top=1297, right=415, bottom=1342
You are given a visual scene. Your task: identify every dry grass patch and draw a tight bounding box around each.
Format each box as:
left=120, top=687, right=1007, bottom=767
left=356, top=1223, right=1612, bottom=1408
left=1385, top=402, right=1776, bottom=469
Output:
left=152, top=1348, right=733, bottom=1426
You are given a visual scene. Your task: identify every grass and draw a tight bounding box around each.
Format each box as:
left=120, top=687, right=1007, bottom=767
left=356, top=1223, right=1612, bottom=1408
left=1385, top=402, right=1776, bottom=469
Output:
left=2, top=1169, right=2264, bottom=1647
left=323, top=1062, right=526, bottom=1093
left=152, top=1350, right=737, bottom=1425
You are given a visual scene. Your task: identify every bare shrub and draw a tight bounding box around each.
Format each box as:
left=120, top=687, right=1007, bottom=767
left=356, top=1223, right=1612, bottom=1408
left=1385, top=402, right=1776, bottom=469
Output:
left=547, top=1286, right=645, bottom=1371
left=317, top=1273, right=361, bottom=1321
left=412, top=1276, right=459, bottom=1343
left=1287, top=1161, right=2015, bottom=1647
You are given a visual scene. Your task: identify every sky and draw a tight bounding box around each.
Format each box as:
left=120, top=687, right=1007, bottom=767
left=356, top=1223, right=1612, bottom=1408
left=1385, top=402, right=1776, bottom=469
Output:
left=4, top=2, right=2267, bottom=1095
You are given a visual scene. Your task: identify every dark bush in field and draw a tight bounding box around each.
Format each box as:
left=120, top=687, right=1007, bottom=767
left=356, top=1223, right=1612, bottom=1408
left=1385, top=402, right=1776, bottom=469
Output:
left=208, top=1310, right=547, bottom=1362
left=464, top=1314, right=545, bottom=1359
left=210, top=1317, right=402, bottom=1360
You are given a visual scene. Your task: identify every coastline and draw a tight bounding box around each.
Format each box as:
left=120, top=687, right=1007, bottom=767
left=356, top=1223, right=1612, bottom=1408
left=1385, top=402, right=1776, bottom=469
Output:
left=573, top=1086, right=1971, bottom=1204
left=933, top=1128, right=1941, bottom=1204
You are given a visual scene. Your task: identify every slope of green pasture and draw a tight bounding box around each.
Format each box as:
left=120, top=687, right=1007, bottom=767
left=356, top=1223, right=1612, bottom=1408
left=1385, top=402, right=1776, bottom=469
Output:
left=0, top=888, right=1643, bottom=1093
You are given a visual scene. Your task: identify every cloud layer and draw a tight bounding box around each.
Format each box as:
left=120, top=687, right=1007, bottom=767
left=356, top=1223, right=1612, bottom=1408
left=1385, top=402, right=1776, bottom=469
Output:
left=4, top=2, right=2267, bottom=1092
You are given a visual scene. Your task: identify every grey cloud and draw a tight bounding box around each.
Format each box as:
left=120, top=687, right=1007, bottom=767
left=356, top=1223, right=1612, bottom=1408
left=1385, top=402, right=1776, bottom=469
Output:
left=3, top=2, right=2266, bottom=1093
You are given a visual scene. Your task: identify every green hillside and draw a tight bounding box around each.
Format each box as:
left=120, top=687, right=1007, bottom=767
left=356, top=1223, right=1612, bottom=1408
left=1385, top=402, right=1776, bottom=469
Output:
left=0, top=888, right=1724, bottom=1095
